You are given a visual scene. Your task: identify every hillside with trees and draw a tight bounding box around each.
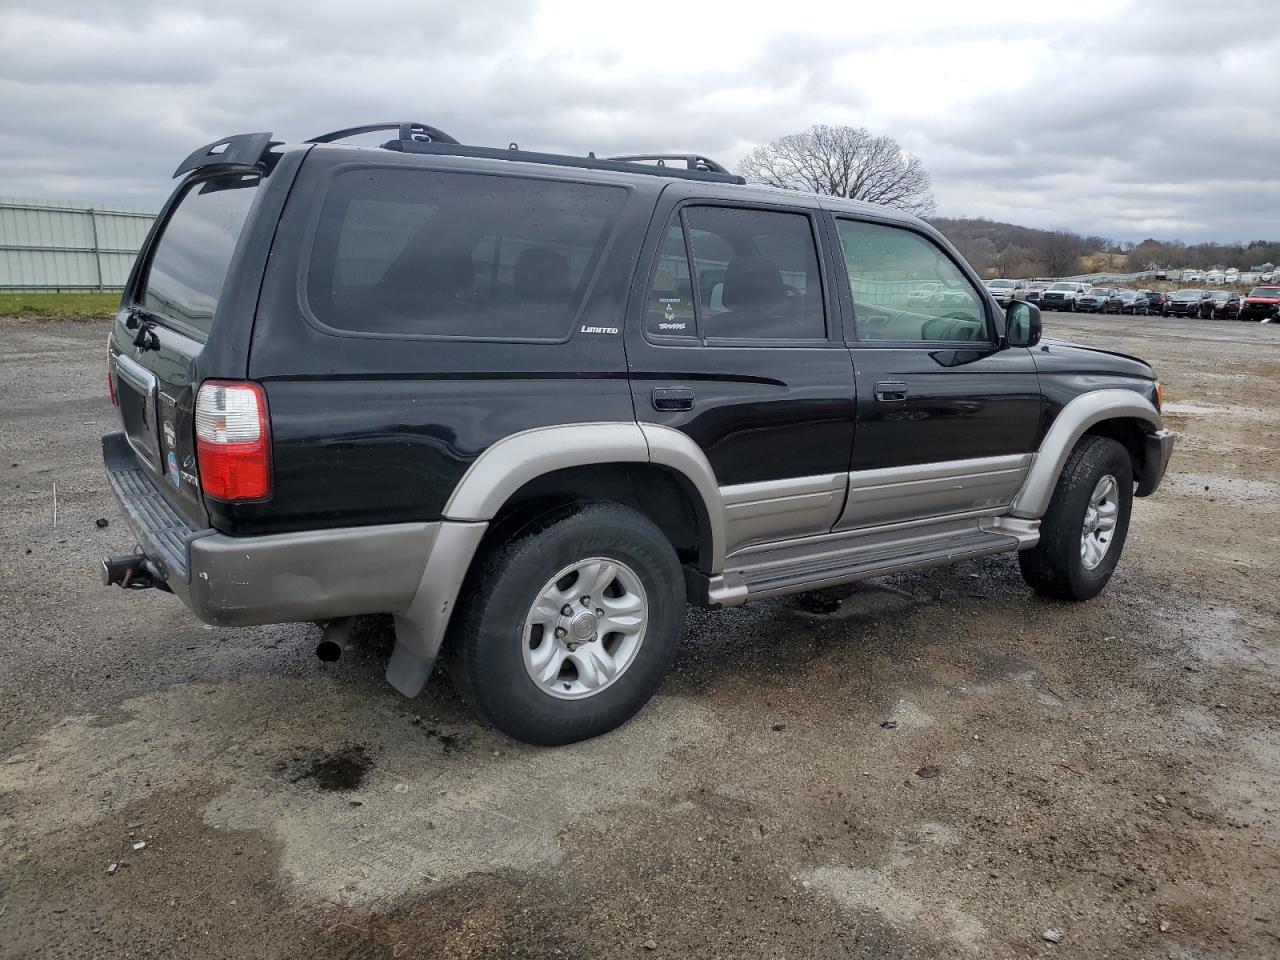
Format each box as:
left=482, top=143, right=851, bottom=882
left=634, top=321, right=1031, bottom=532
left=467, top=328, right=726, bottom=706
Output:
left=930, top=216, right=1280, bottom=278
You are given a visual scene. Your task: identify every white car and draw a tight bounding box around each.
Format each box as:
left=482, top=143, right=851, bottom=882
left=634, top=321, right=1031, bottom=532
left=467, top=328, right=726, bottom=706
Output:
left=1038, top=281, right=1090, bottom=312
left=905, top=282, right=942, bottom=306
left=984, top=278, right=1027, bottom=304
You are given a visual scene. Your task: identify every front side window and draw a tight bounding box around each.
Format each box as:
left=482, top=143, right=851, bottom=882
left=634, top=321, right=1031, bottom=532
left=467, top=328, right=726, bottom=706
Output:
left=142, top=174, right=261, bottom=336
left=643, top=205, right=827, bottom=341
left=835, top=219, right=988, bottom=343
left=307, top=169, right=625, bottom=340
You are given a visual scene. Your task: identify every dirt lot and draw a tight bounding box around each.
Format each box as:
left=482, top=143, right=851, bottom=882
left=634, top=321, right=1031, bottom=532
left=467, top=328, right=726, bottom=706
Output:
left=1, top=314, right=1277, bottom=959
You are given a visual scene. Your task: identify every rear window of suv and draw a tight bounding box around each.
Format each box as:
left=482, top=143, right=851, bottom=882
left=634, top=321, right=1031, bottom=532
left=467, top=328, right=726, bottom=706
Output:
left=305, top=169, right=626, bottom=341
left=142, top=174, right=261, bottom=336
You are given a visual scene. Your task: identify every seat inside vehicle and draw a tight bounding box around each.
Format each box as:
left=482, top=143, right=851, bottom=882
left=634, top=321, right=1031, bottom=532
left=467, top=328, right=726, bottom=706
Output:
left=707, top=255, right=799, bottom=339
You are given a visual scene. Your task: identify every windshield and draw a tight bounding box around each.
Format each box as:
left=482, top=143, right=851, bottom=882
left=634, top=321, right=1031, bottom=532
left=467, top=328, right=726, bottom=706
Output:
left=1118, top=291, right=1137, bottom=299
left=1048, top=282, right=1075, bottom=291
left=986, top=280, right=1015, bottom=288
left=1175, top=289, right=1203, bottom=298
left=1250, top=287, right=1280, bottom=298
left=1209, top=292, right=1229, bottom=301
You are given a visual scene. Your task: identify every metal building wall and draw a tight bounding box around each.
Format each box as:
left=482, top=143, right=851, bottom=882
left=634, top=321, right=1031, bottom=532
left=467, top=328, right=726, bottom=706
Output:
left=0, top=197, right=157, bottom=291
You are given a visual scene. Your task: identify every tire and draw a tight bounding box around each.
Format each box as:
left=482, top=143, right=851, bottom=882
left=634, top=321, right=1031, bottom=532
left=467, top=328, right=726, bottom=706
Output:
left=445, top=501, right=685, bottom=745
left=1018, top=436, right=1133, bottom=601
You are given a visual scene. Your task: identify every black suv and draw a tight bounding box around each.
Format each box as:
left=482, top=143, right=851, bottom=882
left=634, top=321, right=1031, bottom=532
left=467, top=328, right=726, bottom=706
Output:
left=1165, top=289, right=1211, bottom=317
left=1075, top=287, right=1122, bottom=314
left=101, top=123, right=1175, bottom=745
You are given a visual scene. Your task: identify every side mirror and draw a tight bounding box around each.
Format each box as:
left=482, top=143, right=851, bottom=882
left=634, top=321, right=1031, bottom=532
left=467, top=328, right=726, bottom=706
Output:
left=1005, top=300, right=1041, bottom=348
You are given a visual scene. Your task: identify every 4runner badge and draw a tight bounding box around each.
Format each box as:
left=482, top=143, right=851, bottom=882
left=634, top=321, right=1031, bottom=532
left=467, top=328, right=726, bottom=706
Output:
left=579, top=325, right=619, bottom=335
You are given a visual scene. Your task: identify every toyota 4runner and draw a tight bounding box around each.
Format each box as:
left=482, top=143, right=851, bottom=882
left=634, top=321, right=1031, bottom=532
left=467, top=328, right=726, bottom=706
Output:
left=101, top=123, right=1175, bottom=745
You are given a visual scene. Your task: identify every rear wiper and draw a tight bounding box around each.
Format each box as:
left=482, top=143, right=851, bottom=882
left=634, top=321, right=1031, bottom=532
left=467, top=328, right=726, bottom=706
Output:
left=131, top=316, right=160, bottom=352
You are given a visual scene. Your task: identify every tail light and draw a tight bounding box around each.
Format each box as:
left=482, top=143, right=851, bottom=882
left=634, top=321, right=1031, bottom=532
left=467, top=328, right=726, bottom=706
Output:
left=194, top=380, right=271, bottom=501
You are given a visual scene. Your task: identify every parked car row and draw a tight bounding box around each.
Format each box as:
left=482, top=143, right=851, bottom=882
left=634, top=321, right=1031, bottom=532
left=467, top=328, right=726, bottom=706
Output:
left=985, top=278, right=1279, bottom=322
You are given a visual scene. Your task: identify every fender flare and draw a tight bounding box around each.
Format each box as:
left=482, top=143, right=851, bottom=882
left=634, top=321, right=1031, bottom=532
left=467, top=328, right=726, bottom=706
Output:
left=389, top=422, right=726, bottom=697
left=1009, top=389, right=1163, bottom=519
left=442, top=421, right=726, bottom=571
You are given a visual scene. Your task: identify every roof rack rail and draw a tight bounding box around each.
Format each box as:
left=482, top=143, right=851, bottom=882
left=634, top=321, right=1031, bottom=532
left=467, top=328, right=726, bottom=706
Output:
left=306, top=122, right=460, bottom=145
left=173, top=132, right=277, bottom=179
left=607, top=153, right=734, bottom=175
left=388, top=140, right=746, bottom=185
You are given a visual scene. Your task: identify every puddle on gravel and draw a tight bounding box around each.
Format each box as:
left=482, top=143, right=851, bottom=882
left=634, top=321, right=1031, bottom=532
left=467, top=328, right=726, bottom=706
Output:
left=0, top=676, right=718, bottom=904
left=1160, top=472, right=1280, bottom=505
left=1213, top=730, right=1280, bottom=843
left=280, top=745, right=372, bottom=791
left=1160, top=400, right=1267, bottom=421
left=1161, top=603, right=1280, bottom=671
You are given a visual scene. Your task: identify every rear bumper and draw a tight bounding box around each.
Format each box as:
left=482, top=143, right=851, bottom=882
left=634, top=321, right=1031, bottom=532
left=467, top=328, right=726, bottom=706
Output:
left=103, top=430, right=487, bottom=696
left=1136, top=428, right=1175, bottom=497
left=102, top=431, right=446, bottom=627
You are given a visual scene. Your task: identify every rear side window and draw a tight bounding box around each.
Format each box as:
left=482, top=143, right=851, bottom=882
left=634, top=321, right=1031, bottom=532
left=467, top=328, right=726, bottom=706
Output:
left=142, top=174, right=260, bottom=336
left=644, top=205, right=827, bottom=341
left=306, top=169, right=625, bottom=340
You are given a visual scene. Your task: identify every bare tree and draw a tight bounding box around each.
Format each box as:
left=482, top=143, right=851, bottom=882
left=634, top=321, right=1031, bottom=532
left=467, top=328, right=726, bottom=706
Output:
left=996, top=245, right=1034, bottom=278
left=737, top=125, right=936, bottom=216
left=956, top=237, right=998, bottom=276
left=1036, top=230, right=1088, bottom=278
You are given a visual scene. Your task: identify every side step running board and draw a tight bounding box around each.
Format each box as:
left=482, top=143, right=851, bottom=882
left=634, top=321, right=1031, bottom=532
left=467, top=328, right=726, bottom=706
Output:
left=705, top=528, right=1023, bottom=606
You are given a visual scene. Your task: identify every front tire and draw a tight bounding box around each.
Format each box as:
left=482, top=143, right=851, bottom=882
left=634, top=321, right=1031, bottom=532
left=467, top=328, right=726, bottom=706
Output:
left=446, top=502, right=685, bottom=745
left=1018, top=436, right=1133, bottom=601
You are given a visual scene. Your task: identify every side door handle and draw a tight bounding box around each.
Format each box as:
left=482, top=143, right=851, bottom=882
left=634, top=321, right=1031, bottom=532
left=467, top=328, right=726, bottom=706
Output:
left=652, top=387, right=694, bottom=411
left=874, top=380, right=909, bottom=402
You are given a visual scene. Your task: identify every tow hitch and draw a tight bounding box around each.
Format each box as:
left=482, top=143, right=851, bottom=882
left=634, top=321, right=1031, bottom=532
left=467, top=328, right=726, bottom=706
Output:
left=101, top=553, right=172, bottom=593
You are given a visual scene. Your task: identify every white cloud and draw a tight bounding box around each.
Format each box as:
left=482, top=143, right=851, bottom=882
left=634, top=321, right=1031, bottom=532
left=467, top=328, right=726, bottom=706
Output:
left=1, top=0, right=1276, bottom=240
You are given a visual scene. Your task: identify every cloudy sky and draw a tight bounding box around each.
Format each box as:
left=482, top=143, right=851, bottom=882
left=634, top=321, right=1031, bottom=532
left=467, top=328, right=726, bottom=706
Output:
left=2, top=0, right=1276, bottom=242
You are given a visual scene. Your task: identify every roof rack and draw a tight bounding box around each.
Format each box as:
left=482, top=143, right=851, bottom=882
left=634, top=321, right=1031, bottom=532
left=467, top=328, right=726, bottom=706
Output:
left=306, top=121, right=459, bottom=145
left=386, top=139, right=746, bottom=185
left=606, top=153, right=734, bottom=175
left=175, top=124, right=746, bottom=186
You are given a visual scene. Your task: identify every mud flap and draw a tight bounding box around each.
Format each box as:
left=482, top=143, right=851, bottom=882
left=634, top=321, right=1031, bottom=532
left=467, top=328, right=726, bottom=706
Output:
left=384, top=521, right=488, bottom=697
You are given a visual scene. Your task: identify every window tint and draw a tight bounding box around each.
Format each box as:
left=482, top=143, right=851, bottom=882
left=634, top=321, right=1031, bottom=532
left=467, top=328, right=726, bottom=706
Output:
left=142, top=174, right=260, bottom=336
left=835, top=219, right=988, bottom=344
left=643, top=223, right=696, bottom=337
left=684, top=207, right=826, bottom=340
left=307, top=169, right=625, bottom=340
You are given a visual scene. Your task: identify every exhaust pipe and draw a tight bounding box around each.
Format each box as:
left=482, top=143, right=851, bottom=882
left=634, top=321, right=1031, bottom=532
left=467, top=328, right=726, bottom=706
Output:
left=316, top=617, right=356, bottom=662
left=101, top=553, right=171, bottom=593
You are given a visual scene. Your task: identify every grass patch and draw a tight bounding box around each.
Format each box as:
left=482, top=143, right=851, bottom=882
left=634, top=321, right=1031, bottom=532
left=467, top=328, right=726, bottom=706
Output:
left=0, top=292, right=120, bottom=320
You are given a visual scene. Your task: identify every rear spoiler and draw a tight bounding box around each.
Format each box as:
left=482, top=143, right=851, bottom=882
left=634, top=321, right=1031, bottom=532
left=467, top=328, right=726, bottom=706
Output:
left=173, top=132, right=278, bottom=179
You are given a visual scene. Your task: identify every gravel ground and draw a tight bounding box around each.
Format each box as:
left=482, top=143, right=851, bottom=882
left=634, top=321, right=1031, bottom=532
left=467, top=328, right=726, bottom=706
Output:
left=1, top=314, right=1277, bottom=959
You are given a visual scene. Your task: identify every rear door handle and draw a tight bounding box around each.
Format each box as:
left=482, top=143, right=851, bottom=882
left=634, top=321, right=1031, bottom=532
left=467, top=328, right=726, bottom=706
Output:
left=652, top=387, right=694, bottom=411
left=874, top=380, right=909, bottom=402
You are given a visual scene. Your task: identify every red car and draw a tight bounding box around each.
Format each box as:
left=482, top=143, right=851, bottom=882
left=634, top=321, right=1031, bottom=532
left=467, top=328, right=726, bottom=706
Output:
left=1240, top=285, right=1280, bottom=322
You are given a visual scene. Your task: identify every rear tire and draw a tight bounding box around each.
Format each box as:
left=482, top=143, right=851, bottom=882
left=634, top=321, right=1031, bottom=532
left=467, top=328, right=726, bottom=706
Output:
left=1018, top=436, right=1133, bottom=601
left=446, top=501, right=685, bottom=745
